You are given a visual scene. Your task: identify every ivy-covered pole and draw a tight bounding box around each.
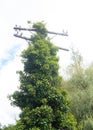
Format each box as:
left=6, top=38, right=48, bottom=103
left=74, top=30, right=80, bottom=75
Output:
left=10, top=22, right=78, bottom=130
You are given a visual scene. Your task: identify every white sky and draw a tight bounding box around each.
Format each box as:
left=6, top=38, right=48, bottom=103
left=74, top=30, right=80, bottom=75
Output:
left=0, top=0, right=93, bottom=126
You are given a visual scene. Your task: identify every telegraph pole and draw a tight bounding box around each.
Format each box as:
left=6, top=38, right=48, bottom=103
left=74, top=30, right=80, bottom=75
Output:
left=13, top=25, right=69, bottom=51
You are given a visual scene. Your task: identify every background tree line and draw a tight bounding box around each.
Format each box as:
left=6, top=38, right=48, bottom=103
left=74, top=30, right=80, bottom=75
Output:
left=63, top=48, right=93, bottom=130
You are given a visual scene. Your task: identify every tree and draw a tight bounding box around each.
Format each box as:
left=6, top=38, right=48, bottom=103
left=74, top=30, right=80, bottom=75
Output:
left=10, top=22, right=78, bottom=130
left=65, top=49, right=93, bottom=129
left=66, top=48, right=88, bottom=91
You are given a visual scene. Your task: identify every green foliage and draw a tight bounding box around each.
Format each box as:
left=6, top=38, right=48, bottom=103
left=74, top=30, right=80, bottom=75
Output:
left=1, top=125, right=17, bottom=130
left=32, top=22, right=48, bottom=38
left=65, top=49, right=93, bottom=129
left=83, top=117, right=93, bottom=130
left=18, top=105, right=53, bottom=130
left=10, top=22, right=78, bottom=130
left=29, top=127, right=40, bottom=130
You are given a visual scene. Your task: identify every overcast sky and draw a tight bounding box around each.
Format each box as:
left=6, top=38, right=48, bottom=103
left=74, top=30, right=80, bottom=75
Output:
left=0, top=0, right=93, bottom=126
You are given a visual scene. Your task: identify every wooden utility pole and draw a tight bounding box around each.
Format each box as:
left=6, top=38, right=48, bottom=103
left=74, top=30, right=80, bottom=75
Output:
left=13, top=25, right=69, bottom=51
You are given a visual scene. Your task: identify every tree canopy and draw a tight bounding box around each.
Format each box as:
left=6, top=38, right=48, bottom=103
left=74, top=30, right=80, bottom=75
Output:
left=64, top=49, right=93, bottom=129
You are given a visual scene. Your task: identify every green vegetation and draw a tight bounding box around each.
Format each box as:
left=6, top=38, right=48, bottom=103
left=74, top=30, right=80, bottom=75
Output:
left=1, top=124, right=17, bottom=130
left=9, top=22, right=78, bottom=130
left=63, top=49, right=93, bottom=129
left=1, top=22, right=93, bottom=130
